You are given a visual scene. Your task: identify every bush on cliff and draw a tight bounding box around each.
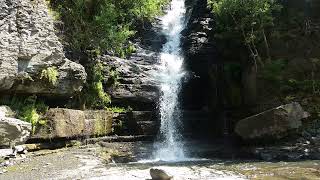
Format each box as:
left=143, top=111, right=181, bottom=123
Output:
left=49, top=0, right=168, bottom=57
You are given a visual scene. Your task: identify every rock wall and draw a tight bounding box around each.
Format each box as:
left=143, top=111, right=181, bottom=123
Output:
left=0, top=0, right=86, bottom=97
left=32, top=108, right=158, bottom=140
left=181, top=0, right=216, bottom=110
left=101, top=53, right=160, bottom=111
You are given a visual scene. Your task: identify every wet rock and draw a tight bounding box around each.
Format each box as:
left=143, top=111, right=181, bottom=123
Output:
left=150, top=168, right=173, bottom=180
left=0, top=117, right=31, bottom=147
left=235, top=102, right=310, bottom=140
left=0, top=0, right=86, bottom=97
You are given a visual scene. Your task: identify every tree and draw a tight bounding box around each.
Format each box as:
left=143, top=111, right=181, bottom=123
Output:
left=208, top=0, right=282, bottom=70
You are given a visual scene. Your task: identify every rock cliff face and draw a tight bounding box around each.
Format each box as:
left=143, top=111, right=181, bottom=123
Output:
left=101, top=49, right=160, bottom=111
left=181, top=0, right=216, bottom=110
left=0, top=0, right=86, bottom=97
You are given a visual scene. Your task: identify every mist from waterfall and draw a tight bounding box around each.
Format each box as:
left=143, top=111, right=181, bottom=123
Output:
left=153, top=0, right=187, bottom=161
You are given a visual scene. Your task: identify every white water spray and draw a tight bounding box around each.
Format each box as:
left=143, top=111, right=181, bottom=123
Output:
left=154, top=0, right=187, bottom=161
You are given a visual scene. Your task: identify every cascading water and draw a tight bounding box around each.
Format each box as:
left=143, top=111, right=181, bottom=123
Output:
left=153, top=0, right=187, bottom=161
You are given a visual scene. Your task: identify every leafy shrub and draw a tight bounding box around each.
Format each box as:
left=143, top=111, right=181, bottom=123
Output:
left=40, top=67, right=59, bottom=86
left=2, top=95, right=49, bottom=134
left=83, top=62, right=111, bottom=109
left=49, top=0, right=168, bottom=56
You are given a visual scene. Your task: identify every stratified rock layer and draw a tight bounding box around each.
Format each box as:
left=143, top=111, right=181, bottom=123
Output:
left=0, top=0, right=86, bottom=96
left=101, top=53, right=159, bottom=110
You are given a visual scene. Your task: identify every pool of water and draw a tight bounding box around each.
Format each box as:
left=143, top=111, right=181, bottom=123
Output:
left=94, top=159, right=320, bottom=180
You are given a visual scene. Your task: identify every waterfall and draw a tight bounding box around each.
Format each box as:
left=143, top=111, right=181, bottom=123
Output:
left=153, top=0, right=187, bottom=161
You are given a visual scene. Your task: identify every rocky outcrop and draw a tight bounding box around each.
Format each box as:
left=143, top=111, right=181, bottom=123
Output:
left=0, top=107, right=31, bottom=147
left=0, top=0, right=86, bottom=97
left=235, top=102, right=310, bottom=140
left=101, top=51, right=160, bottom=110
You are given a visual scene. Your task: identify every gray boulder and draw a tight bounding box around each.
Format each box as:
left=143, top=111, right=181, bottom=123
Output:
left=0, top=0, right=86, bottom=97
left=0, top=106, right=15, bottom=118
left=0, top=117, right=32, bottom=147
left=235, top=102, right=310, bottom=140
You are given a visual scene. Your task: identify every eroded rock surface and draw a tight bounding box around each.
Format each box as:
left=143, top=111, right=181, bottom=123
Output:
left=0, top=0, right=86, bottom=97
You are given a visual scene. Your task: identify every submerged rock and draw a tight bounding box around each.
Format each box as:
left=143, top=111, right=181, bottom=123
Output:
left=150, top=168, right=173, bottom=180
left=235, top=102, right=310, bottom=140
left=0, top=0, right=86, bottom=97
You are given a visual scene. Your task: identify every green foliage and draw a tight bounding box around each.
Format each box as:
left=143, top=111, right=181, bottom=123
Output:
left=83, top=62, right=111, bottom=109
left=40, top=67, right=59, bottom=86
left=2, top=95, right=49, bottom=134
left=261, top=59, right=287, bottom=83
left=208, top=0, right=281, bottom=65
left=49, top=0, right=168, bottom=56
left=94, top=117, right=105, bottom=136
left=105, top=106, right=127, bottom=113
left=261, top=59, right=320, bottom=95
left=107, top=67, right=119, bottom=87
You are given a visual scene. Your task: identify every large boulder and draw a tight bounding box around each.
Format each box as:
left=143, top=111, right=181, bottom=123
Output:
left=0, top=117, right=31, bottom=147
left=235, top=102, right=310, bottom=140
left=35, top=108, right=86, bottom=139
left=33, top=108, right=114, bottom=139
left=0, top=0, right=86, bottom=97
